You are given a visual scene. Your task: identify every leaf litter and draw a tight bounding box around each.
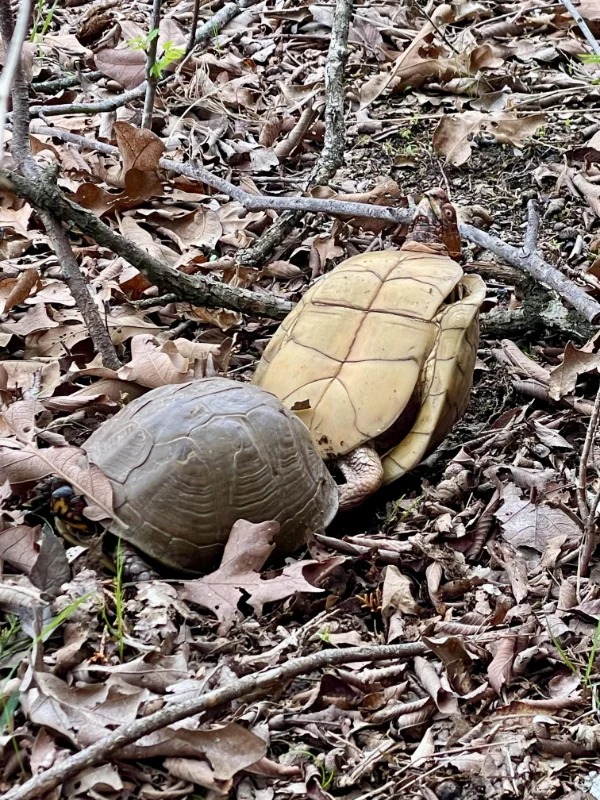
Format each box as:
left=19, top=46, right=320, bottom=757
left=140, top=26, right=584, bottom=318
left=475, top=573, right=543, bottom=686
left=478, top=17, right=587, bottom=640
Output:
left=3, top=0, right=600, bottom=797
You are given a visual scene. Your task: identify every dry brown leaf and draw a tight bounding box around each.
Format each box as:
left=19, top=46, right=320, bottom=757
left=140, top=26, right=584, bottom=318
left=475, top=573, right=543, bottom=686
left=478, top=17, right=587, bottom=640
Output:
left=161, top=207, right=223, bottom=250
left=0, top=203, right=33, bottom=240
left=1, top=403, right=114, bottom=520
left=381, top=565, right=419, bottom=617
left=94, top=47, right=146, bottom=89
left=359, top=4, right=454, bottom=108
left=422, top=635, right=475, bottom=696
left=113, top=121, right=165, bottom=177
left=164, top=758, right=230, bottom=793
left=261, top=260, right=303, bottom=279
left=64, top=765, right=123, bottom=797
left=1, top=304, right=60, bottom=340
left=74, top=167, right=164, bottom=216
left=181, top=519, right=323, bottom=634
left=0, top=359, right=60, bottom=395
left=433, top=112, right=546, bottom=166
left=3, top=268, right=41, bottom=313
left=492, top=541, right=529, bottom=603
left=156, top=724, right=266, bottom=781
left=487, top=635, right=515, bottom=693
left=531, top=421, right=572, bottom=450
left=0, top=523, right=70, bottom=594
left=495, top=485, right=580, bottom=553
left=579, top=0, right=600, bottom=27
left=90, top=651, right=188, bottom=692
left=414, top=656, right=458, bottom=714
left=117, top=335, right=191, bottom=388
left=23, top=672, right=150, bottom=748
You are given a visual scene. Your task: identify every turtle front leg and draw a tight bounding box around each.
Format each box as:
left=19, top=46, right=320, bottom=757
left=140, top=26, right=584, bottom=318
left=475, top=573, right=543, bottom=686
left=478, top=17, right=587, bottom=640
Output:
left=336, top=444, right=384, bottom=510
left=119, top=541, right=160, bottom=581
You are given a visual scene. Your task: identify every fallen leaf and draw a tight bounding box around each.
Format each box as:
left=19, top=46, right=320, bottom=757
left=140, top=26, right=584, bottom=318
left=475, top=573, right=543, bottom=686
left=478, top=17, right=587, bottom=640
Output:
left=433, top=112, right=546, bottom=166
left=495, top=485, right=580, bottom=553
left=180, top=520, right=323, bottom=634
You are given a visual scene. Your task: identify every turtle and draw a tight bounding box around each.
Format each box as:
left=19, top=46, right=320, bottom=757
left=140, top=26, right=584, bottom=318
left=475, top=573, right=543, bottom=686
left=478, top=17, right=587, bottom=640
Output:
left=60, top=378, right=338, bottom=574
left=252, top=188, right=487, bottom=509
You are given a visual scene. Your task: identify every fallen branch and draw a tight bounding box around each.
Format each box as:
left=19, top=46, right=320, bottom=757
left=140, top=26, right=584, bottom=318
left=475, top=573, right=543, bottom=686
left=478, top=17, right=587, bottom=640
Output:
left=577, top=384, right=600, bottom=580
left=19, top=125, right=600, bottom=325
left=238, top=0, right=355, bottom=268
left=26, top=124, right=409, bottom=222
left=0, top=167, right=294, bottom=320
left=559, top=0, right=600, bottom=57
left=461, top=221, right=600, bottom=324
left=4, top=641, right=426, bottom=800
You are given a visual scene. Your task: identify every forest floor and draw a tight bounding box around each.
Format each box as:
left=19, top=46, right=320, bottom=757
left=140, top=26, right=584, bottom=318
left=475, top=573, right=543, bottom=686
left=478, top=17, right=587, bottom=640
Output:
left=3, top=0, right=600, bottom=798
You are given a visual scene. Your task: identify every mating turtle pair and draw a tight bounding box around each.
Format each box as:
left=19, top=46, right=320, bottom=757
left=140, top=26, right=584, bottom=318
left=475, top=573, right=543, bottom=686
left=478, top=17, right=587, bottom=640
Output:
left=253, top=189, right=486, bottom=509
left=58, top=189, right=485, bottom=572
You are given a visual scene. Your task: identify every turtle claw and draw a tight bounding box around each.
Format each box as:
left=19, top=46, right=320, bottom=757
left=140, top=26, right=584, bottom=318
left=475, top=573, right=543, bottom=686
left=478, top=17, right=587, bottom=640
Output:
left=336, top=444, right=384, bottom=510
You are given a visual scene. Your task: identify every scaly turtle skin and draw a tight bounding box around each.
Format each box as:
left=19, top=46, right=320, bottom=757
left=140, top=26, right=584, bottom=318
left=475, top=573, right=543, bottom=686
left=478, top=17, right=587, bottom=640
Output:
left=252, top=189, right=486, bottom=509
left=82, top=378, right=338, bottom=573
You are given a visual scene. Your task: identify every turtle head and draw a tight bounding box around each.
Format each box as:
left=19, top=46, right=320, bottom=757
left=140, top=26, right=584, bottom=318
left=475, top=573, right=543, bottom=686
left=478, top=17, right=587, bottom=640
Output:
left=407, top=188, right=460, bottom=258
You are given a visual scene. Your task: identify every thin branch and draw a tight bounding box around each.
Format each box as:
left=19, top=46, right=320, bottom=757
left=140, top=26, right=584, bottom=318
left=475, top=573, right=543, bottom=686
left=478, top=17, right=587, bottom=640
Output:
left=577, top=382, right=600, bottom=579
left=314, top=0, right=353, bottom=183
left=0, top=168, right=293, bottom=319
left=4, top=642, right=426, bottom=800
left=0, top=0, right=32, bottom=161
left=20, top=123, right=600, bottom=325
left=238, top=0, right=354, bottom=268
left=32, top=115, right=403, bottom=227
left=41, top=210, right=122, bottom=369
left=29, top=82, right=147, bottom=118
left=31, top=70, right=104, bottom=94
left=559, top=0, right=600, bottom=57
left=461, top=222, right=600, bottom=325
left=186, top=0, right=201, bottom=55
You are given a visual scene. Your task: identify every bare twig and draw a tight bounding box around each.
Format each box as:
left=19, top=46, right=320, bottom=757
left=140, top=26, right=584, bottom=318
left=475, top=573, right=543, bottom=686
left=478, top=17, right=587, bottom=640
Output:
left=238, top=0, right=354, bottom=268
left=20, top=123, right=600, bottom=324
left=186, top=0, right=201, bottom=55
left=577, top=383, right=600, bottom=579
left=0, top=0, right=32, bottom=160
left=523, top=199, right=540, bottom=255
left=559, top=0, right=600, bottom=57
left=0, top=167, right=293, bottom=319
left=39, top=117, right=410, bottom=224
left=42, top=211, right=122, bottom=369
left=4, top=642, right=426, bottom=800
left=29, top=83, right=148, bottom=118
left=141, top=0, right=162, bottom=129
left=461, top=222, right=600, bottom=325
left=314, top=0, right=353, bottom=183
left=31, top=70, right=104, bottom=94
